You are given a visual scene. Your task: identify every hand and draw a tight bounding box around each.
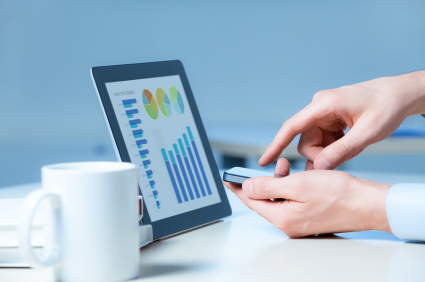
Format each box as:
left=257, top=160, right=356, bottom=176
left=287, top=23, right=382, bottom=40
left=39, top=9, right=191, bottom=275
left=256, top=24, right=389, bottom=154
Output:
left=223, top=159, right=392, bottom=237
left=259, top=71, right=425, bottom=170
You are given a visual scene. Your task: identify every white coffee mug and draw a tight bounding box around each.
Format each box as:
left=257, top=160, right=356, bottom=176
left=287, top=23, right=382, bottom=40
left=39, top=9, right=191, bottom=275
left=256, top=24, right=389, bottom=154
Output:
left=18, top=162, right=151, bottom=282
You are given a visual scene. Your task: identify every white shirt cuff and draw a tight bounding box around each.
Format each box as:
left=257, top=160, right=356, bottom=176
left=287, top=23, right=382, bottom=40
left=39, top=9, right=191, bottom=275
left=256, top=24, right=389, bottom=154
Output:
left=386, top=183, right=425, bottom=240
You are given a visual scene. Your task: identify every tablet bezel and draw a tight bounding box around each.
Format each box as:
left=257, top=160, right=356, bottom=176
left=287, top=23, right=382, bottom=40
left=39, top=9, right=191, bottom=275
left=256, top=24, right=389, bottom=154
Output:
left=91, top=60, right=232, bottom=240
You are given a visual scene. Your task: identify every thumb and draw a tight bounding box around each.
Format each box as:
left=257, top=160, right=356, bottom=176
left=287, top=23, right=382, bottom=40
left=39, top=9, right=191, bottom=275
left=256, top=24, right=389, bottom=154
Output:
left=314, top=126, right=369, bottom=170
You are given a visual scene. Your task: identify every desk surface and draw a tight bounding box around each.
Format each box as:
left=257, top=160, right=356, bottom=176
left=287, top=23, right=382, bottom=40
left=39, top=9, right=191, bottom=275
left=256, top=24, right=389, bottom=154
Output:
left=1, top=170, right=425, bottom=282
left=207, top=123, right=425, bottom=159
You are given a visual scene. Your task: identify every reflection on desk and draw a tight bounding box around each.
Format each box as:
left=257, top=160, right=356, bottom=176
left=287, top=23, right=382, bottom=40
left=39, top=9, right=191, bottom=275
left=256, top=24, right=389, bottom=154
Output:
left=1, top=170, right=425, bottom=281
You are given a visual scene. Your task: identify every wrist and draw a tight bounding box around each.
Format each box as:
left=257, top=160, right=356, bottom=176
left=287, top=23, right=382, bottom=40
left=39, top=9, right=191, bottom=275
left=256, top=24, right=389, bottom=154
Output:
left=362, top=181, right=392, bottom=233
left=392, top=71, right=425, bottom=117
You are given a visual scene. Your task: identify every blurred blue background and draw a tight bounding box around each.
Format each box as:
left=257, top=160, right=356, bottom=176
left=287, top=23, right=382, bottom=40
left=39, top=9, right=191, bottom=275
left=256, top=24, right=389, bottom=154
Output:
left=1, top=0, right=424, bottom=187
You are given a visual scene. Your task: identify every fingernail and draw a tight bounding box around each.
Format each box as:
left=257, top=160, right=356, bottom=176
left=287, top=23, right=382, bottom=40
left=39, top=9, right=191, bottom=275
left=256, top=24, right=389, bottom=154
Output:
left=243, top=179, right=253, bottom=194
left=316, top=157, right=331, bottom=170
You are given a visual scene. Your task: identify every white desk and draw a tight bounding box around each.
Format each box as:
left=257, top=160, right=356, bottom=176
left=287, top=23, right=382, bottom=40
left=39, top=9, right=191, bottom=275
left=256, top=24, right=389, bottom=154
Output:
left=1, top=170, right=425, bottom=282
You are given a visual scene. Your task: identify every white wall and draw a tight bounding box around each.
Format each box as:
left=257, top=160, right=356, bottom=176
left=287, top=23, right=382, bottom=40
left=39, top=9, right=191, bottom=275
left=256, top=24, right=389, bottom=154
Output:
left=1, top=0, right=424, bottom=186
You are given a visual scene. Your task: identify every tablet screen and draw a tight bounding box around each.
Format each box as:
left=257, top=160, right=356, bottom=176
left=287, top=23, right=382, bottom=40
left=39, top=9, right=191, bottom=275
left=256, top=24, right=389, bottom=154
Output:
left=105, top=75, right=221, bottom=222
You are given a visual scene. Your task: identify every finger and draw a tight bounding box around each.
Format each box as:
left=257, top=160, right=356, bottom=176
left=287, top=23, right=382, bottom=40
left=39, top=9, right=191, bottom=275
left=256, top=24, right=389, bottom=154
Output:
left=224, top=181, right=282, bottom=222
left=314, top=124, right=370, bottom=170
left=242, top=176, right=300, bottom=200
left=305, top=159, right=314, bottom=171
left=259, top=103, right=322, bottom=166
left=297, top=127, right=324, bottom=161
left=274, top=158, right=290, bottom=178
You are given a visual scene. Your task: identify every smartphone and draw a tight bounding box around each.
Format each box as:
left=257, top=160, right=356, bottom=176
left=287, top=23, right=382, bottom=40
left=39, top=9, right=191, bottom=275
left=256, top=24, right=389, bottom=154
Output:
left=222, top=167, right=274, bottom=185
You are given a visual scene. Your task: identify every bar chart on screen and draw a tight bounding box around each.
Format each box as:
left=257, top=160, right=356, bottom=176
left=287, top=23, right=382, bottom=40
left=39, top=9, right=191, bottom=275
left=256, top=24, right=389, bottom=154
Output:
left=129, top=119, right=141, bottom=128
left=136, top=139, right=147, bottom=148
left=133, top=129, right=144, bottom=139
left=126, top=109, right=139, bottom=118
left=160, top=126, right=212, bottom=204
left=123, top=99, right=137, bottom=108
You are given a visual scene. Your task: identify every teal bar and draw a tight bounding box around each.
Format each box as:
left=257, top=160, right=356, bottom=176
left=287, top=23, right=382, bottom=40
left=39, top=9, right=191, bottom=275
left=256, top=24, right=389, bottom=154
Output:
left=131, top=124, right=137, bottom=128
left=187, top=126, right=194, bottom=141
left=178, top=139, right=187, bottom=157
left=161, top=148, right=168, bottom=161
left=124, top=104, right=132, bottom=108
left=168, top=151, right=176, bottom=164
left=183, top=134, right=190, bottom=147
left=173, top=144, right=179, bottom=155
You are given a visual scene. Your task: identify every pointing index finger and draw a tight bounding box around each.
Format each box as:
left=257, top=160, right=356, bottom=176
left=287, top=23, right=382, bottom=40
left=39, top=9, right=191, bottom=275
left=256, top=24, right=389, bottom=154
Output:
left=259, top=103, right=320, bottom=166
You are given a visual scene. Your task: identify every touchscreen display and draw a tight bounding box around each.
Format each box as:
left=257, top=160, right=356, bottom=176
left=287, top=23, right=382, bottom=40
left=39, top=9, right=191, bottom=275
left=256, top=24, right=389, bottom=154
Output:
left=105, top=75, right=221, bottom=221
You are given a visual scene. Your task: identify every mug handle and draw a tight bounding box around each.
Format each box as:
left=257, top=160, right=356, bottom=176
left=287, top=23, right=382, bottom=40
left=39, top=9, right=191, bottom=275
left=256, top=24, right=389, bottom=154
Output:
left=138, top=195, right=143, bottom=222
left=18, top=189, right=62, bottom=269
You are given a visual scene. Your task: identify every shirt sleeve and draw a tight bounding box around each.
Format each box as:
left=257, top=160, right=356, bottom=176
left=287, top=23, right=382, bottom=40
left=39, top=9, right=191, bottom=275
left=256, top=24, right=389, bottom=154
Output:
left=386, top=183, right=425, bottom=240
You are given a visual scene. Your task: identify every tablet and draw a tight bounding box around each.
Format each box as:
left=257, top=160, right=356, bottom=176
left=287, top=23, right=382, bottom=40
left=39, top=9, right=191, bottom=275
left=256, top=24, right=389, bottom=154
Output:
left=91, top=60, right=232, bottom=240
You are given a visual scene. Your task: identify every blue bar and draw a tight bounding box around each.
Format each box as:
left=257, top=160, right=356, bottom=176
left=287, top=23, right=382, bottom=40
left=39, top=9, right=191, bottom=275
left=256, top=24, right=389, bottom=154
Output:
left=179, top=138, right=200, bottom=198
left=126, top=109, right=138, bottom=118
left=126, top=109, right=138, bottom=115
left=129, top=119, right=141, bottom=125
left=122, top=99, right=137, bottom=104
left=149, top=180, right=155, bottom=186
left=161, top=148, right=169, bottom=161
left=187, top=126, right=194, bottom=141
left=139, top=149, right=149, bottom=155
left=184, top=134, right=206, bottom=197
left=136, top=139, right=147, bottom=145
left=174, top=144, right=194, bottom=200
left=152, top=190, right=158, bottom=199
left=132, top=129, right=143, bottom=136
left=146, top=170, right=153, bottom=176
left=183, top=134, right=190, bottom=147
left=191, top=140, right=212, bottom=195
left=169, top=151, right=189, bottom=202
left=142, top=160, right=151, bottom=166
left=187, top=126, right=212, bottom=195
left=178, top=139, right=187, bottom=157
left=161, top=149, right=182, bottom=203
left=156, top=200, right=160, bottom=209
left=133, top=129, right=143, bottom=139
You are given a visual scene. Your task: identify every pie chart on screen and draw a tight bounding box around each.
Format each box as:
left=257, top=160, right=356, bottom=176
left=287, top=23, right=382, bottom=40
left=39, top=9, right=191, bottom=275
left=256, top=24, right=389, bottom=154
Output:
left=156, top=88, right=172, bottom=117
left=169, top=86, right=184, bottom=115
left=142, top=89, right=159, bottom=120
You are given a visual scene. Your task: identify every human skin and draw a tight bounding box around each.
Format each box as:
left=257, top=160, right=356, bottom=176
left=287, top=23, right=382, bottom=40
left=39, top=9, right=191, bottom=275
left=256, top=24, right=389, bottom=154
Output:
left=224, top=158, right=392, bottom=237
left=259, top=71, right=425, bottom=170
left=224, top=71, right=425, bottom=236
